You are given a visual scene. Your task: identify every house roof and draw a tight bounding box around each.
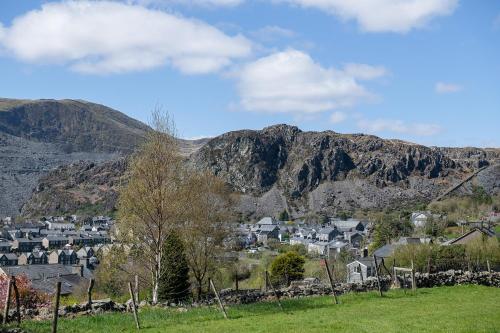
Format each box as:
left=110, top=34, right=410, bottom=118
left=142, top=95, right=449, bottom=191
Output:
left=328, top=241, right=348, bottom=249
left=15, top=238, right=43, bottom=244
left=257, top=217, right=275, bottom=225
left=396, top=237, right=423, bottom=245
left=45, top=236, right=69, bottom=242
left=348, top=257, right=375, bottom=267
left=57, top=249, right=76, bottom=256
left=331, top=220, right=362, bottom=230
left=1, top=253, right=18, bottom=260
left=1, top=264, right=87, bottom=295
left=259, top=225, right=278, bottom=232
left=446, top=227, right=496, bottom=245
left=318, top=227, right=336, bottom=235
left=373, top=244, right=396, bottom=258
left=31, top=251, right=47, bottom=258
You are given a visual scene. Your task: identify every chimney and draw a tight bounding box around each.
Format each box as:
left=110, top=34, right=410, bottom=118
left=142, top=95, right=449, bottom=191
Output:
left=362, top=247, right=368, bottom=258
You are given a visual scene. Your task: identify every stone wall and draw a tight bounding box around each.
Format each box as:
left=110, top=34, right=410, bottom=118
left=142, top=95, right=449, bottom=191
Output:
left=3, top=270, right=499, bottom=322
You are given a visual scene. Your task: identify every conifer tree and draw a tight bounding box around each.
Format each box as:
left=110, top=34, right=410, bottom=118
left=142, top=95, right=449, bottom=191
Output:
left=158, top=232, right=191, bottom=303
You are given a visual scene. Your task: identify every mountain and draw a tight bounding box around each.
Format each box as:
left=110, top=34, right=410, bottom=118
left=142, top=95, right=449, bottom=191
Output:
left=0, top=98, right=149, bottom=153
left=17, top=118, right=500, bottom=218
left=0, top=98, right=150, bottom=216
left=190, top=125, right=500, bottom=218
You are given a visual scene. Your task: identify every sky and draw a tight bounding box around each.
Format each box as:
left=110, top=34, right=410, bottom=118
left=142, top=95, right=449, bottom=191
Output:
left=0, top=0, right=499, bottom=147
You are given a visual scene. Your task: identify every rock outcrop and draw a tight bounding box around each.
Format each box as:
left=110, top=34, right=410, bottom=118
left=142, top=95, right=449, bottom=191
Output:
left=190, top=125, right=500, bottom=218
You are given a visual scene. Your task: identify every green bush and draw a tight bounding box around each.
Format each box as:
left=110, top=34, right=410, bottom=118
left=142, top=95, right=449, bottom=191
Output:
left=391, top=238, right=500, bottom=273
left=270, top=251, right=305, bottom=287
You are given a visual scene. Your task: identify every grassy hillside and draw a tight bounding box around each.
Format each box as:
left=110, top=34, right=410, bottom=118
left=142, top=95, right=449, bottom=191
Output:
left=19, top=285, right=500, bottom=333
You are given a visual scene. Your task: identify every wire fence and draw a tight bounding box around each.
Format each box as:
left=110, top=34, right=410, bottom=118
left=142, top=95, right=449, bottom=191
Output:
left=1, top=258, right=498, bottom=330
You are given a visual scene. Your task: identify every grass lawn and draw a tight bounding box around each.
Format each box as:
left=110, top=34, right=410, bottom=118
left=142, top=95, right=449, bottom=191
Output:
left=19, top=285, right=500, bottom=333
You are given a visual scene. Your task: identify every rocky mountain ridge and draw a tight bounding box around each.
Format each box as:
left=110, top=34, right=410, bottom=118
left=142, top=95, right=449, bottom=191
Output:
left=189, top=124, right=499, bottom=218
left=0, top=98, right=147, bottom=216
left=15, top=119, right=500, bottom=218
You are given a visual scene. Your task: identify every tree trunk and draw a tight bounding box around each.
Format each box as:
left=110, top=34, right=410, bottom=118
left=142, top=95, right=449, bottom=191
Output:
left=196, top=279, right=203, bottom=301
left=152, top=253, right=161, bottom=304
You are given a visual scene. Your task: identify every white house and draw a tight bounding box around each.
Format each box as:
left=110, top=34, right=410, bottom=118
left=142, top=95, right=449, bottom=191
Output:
left=346, top=258, right=377, bottom=283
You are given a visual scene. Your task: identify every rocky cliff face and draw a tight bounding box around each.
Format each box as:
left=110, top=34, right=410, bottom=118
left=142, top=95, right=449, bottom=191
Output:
left=20, top=159, right=128, bottom=217
left=20, top=123, right=500, bottom=218
left=190, top=125, right=500, bottom=217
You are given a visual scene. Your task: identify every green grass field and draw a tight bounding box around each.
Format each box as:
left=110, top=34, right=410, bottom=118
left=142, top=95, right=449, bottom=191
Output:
left=19, top=285, right=500, bottom=333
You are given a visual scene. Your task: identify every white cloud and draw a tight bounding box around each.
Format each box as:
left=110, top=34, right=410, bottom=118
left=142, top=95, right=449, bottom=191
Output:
left=130, top=0, right=244, bottom=7
left=357, top=118, right=442, bottom=136
left=435, top=82, right=463, bottom=94
left=237, top=49, right=384, bottom=114
left=277, top=0, right=458, bottom=33
left=0, top=1, right=252, bottom=74
left=250, top=26, right=296, bottom=42
left=330, top=111, right=347, bottom=124
left=342, top=63, right=388, bottom=80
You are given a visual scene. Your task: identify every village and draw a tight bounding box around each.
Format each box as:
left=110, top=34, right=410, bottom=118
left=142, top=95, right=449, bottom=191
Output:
left=0, top=216, right=112, bottom=296
left=1, top=209, right=498, bottom=298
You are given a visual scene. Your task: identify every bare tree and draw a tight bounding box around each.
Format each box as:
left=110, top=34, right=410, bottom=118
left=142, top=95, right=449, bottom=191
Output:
left=117, top=109, right=184, bottom=304
left=181, top=171, right=234, bottom=299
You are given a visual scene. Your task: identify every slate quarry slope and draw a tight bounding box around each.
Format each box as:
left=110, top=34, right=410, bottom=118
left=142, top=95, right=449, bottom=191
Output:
left=0, top=98, right=148, bottom=216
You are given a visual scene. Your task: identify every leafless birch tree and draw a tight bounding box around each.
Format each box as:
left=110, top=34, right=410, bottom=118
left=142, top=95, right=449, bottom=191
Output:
left=117, top=109, right=184, bottom=304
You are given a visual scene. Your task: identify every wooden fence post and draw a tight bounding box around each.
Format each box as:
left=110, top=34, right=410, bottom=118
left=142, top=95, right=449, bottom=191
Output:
left=52, top=281, right=62, bottom=333
left=2, top=277, right=12, bottom=325
left=381, top=258, right=392, bottom=278
left=487, top=260, right=491, bottom=273
left=324, top=260, right=339, bottom=304
left=411, top=260, right=416, bottom=293
left=134, top=275, right=139, bottom=304
left=128, top=282, right=140, bottom=329
left=264, top=271, right=269, bottom=292
left=373, top=256, right=383, bottom=297
left=392, top=259, right=398, bottom=288
left=265, top=272, right=283, bottom=312
left=11, top=276, right=21, bottom=326
left=87, top=278, right=95, bottom=308
left=209, top=278, right=228, bottom=320
left=402, top=273, right=407, bottom=295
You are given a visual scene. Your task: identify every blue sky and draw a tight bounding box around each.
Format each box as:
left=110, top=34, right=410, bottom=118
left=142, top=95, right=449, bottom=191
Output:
left=0, top=0, right=499, bottom=147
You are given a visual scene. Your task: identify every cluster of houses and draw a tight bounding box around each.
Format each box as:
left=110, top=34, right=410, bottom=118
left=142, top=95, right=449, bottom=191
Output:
left=0, top=216, right=113, bottom=295
left=238, top=212, right=498, bottom=285
left=238, top=216, right=371, bottom=258
left=346, top=226, right=497, bottom=283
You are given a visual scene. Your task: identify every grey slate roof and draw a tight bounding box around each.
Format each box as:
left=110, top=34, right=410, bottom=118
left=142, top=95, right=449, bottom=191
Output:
left=331, top=220, right=363, bottom=231
left=1, top=253, right=18, bottom=260
left=259, top=225, right=279, bottom=232
left=257, top=217, right=276, bottom=225
left=373, top=244, right=396, bottom=258
left=0, top=264, right=88, bottom=294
